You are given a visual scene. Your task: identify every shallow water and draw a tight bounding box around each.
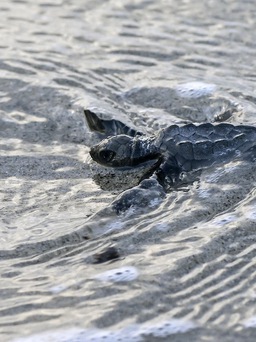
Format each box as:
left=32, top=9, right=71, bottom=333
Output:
left=1, top=0, right=256, bottom=341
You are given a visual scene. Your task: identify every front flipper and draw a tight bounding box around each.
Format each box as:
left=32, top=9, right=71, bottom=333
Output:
left=155, top=157, right=182, bottom=190
left=139, top=156, right=163, bottom=183
left=84, top=109, right=142, bottom=137
left=112, top=176, right=166, bottom=214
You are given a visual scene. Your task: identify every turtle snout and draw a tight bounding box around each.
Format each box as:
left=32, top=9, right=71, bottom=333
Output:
left=89, top=146, right=98, bottom=161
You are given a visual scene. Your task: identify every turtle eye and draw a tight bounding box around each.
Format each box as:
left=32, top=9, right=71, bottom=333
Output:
left=99, top=150, right=115, bottom=163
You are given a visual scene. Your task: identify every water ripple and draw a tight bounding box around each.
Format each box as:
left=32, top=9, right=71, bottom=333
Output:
left=1, top=0, right=256, bottom=341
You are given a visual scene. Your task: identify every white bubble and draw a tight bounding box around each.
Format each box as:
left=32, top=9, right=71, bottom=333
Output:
left=243, top=316, right=256, bottom=328
left=85, top=330, right=123, bottom=342
left=211, top=213, right=237, bottom=227
left=244, top=207, right=256, bottom=221
left=175, top=82, right=217, bottom=98
left=95, top=266, right=139, bottom=282
left=138, top=318, right=197, bottom=337
left=106, top=220, right=126, bottom=232
left=154, top=222, right=170, bottom=232
left=49, top=284, right=68, bottom=294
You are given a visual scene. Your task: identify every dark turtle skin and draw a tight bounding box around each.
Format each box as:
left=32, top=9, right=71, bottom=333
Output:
left=90, top=135, right=160, bottom=168
left=89, top=122, right=256, bottom=188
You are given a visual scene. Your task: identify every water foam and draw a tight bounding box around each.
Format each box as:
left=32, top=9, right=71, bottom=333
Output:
left=13, top=318, right=197, bottom=341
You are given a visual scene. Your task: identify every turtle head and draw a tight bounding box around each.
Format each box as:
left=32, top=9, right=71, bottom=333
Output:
left=90, top=134, right=160, bottom=168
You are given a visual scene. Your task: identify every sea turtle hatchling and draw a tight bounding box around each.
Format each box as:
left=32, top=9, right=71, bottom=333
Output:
left=85, top=110, right=256, bottom=190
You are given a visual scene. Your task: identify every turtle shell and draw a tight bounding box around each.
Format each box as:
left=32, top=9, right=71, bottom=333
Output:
left=158, top=123, right=256, bottom=172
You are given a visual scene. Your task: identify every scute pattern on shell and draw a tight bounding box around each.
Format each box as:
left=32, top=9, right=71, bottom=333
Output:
left=157, top=123, right=256, bottom=172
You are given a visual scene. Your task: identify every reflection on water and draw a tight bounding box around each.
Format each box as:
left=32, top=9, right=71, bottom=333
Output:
left=0, top=0, right=256, bottom=341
